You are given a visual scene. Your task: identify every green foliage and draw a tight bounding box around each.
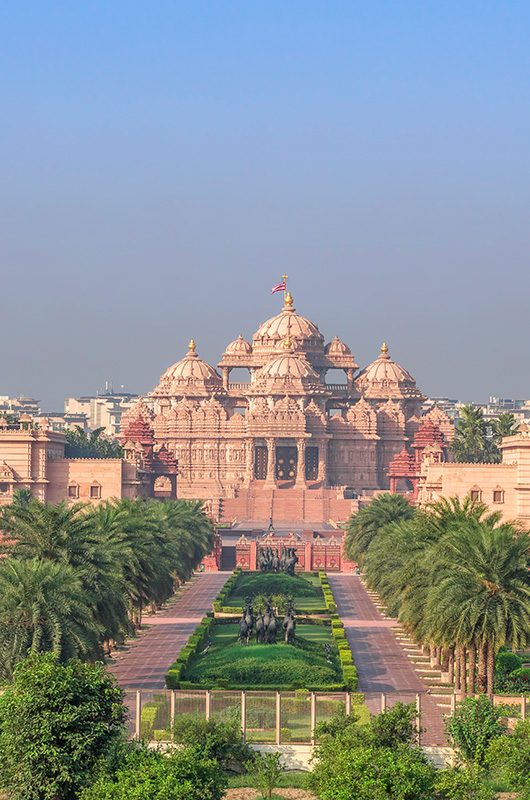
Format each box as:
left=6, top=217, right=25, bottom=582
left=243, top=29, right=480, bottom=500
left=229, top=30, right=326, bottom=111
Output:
left=445, top=696, right=506, bottom=767
left=172, top=715, right=253, bottom=771
left=233, top=572, right=318, bottom=599
left=312, top=741, right=436, bottom=800
left=0, top=652, right=126, bottom=800
left=495, top=651, right=523, bottom=675
left=79, top=744, right=225, bottom=800
left=369, top=702, right=418, bottom=747
left=357, top=494, right=530, bottom=698
left=434, top=768, right=495, bottom=800
left=252, top=752, right=284, bottom=800
left=185, top=631, right=341, bottom=689
left=0, top=557, right=101, bottom=680
left=64, top=425, right=123, bottom=458
left=345, top=492, right=415, bottom=564
left=452, top=405, right=500, bottom=464
left=0, top=497, right=214, bottom=677
left=485, top=718, right=530, bottom=797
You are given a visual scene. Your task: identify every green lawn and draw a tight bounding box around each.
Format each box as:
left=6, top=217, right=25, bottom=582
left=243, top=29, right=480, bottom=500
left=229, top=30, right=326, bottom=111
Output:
left=183, top=621, right=341, bottom=690
left=226, top=572, right=326, bottom=612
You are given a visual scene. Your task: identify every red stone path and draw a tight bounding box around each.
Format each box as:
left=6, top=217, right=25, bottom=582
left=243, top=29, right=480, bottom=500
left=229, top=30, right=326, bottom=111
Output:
left=108, top=572, right=229, bottom=689
left=328, top=574, right=447, bottom=746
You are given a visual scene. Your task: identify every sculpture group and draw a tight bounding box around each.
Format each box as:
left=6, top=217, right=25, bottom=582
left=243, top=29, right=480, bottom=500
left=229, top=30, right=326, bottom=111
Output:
left=257, top=546, right=299, bottom=575
left=238, top=597, right=296, bottom=645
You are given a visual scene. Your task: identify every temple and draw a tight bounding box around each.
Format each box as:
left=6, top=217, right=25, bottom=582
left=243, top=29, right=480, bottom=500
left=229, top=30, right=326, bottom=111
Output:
left=120, top=291, right=446, bottom=524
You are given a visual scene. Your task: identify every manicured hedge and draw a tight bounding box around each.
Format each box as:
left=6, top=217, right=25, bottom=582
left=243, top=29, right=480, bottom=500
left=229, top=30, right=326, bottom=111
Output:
left=212, top=569, right=240, bottom=613
left=318, top=571, right=358, bottom=691
left=166, top=615, right=215, bottom=688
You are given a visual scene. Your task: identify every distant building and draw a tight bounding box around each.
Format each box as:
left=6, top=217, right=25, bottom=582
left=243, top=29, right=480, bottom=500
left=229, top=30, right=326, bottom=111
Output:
left=65, top=387, right=139, bottom=437
left=418, top=429, right=530, bottom=525
left=0, top=395, right=40, bottom=416
left=0, top=415, right=147, bottom=507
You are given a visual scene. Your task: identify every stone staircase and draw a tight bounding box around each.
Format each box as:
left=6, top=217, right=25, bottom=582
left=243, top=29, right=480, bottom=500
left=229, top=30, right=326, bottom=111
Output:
left=363, top=585, right=454, bottom=718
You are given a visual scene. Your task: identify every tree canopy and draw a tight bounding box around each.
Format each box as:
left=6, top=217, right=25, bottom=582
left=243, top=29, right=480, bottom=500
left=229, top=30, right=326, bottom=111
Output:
left=0, top=497, right=214, bottom=681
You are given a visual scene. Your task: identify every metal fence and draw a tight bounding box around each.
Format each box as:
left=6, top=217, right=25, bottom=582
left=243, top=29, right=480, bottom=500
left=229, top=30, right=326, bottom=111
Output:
left=125, top=689, right=422, bottom=745
left=124, top=689, right=528, bottom=746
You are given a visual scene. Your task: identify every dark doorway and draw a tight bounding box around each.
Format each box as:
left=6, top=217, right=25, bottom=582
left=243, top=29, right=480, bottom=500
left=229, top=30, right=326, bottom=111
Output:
left=220, top=546, right=236, bottom=571
left=254, top=445, right=268, bottom=479
left=275, top=446, right=297, bottom=480
left=305, top=447, right=319, bottom=481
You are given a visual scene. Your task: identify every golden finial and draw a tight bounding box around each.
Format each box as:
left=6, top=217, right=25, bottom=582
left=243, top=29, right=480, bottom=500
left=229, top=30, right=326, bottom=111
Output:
left=381, top=341, right=389, bottom=355
left=284, top=291, right=294, bottom=308
left=283, top=335, right=293, bottom=349
left=188, top=339, right=196, bottom=353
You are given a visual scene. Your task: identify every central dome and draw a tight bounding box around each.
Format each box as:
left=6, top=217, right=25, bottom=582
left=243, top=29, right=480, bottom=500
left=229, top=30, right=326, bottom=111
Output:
left=253, top=293, right=324, bottom=354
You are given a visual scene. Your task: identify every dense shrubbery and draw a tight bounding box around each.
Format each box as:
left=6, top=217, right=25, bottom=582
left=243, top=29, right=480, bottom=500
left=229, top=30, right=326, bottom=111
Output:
left=445, top=695, right=506, bottom=767
left=485, top=718, right=530, bottom=798
left=0, top=496, right=213, bottom=681
left=0, top=653, right=126, bottom=800
left=172, top=715, right=254, bottom=771
left=312, top=702, right=505, bottom=800
left=79, top=744, right=226, bottom=800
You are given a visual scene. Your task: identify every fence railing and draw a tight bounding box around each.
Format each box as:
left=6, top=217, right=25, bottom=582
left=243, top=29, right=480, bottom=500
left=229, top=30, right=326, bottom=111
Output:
left=123, top=689, right=528, bottom=746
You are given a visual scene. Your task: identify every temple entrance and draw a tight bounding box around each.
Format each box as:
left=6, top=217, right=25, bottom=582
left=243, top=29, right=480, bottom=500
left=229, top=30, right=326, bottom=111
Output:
left=254, top=445, right=268, bottom=480
left=305, top=446, right=319, bottom=481
left=275, top=446, right=297, bottom=481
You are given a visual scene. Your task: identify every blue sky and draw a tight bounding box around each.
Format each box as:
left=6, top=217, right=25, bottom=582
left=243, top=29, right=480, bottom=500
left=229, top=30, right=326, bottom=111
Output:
left=1, top=2, right=529, bottom=408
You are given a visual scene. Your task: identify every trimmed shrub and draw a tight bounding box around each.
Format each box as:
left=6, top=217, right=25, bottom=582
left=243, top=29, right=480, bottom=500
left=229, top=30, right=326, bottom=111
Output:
left=495, top=651, right=523, bottom=675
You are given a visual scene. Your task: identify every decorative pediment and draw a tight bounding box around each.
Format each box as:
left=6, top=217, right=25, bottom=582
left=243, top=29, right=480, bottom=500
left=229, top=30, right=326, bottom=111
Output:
left=0, top=461, right=15, bottom=481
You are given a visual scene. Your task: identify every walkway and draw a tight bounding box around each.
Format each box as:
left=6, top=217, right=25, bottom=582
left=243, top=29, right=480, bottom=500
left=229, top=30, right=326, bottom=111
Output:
left=328, top=574, right=447, bottom=746
left=109, top=572, right=229, bottom=689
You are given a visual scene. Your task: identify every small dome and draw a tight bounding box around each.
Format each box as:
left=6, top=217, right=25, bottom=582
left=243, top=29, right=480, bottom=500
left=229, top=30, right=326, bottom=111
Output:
left=223, top=334, right=253, bottom=356
left=356, top=342, right=422, bottom=399
left=159, top=340, right=222, bottom=386
left=325, top=336, right=352, bottom=356
left=260, top=353, right=319, bottom=380
left=253, top=293, right=324, bottom=349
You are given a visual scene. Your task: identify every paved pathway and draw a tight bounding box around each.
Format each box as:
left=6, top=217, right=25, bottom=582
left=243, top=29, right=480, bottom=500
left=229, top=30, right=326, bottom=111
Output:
left=329, top=574, right=447, bottom=746
left=108, top=572, right=229, bottom=689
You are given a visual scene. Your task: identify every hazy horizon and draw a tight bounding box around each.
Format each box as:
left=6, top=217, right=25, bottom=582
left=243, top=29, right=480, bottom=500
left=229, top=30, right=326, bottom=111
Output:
left=2, top=3, right=529, bottom=409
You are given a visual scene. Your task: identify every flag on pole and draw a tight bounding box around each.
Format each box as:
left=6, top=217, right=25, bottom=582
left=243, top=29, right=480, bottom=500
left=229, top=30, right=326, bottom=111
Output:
left=271, top=281, right=286, bottom=295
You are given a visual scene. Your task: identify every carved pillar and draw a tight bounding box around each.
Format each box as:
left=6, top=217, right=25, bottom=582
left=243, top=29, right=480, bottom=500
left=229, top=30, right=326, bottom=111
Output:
left=265, top=438, right=275, bottom=484
left=245, top=440, right=254, bottom=485
left=318, top=441, right=328, bottom=485
left=346, top=369, right=354, bottom=391
left=222, top=367, right=230, bottom=390
left=296, top=439, right=307, bottom=486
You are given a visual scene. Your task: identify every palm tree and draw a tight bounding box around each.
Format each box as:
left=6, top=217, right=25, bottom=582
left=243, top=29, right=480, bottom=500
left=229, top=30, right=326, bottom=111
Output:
left=452, top=405, right=498, bottom=464
left=345, top=493, right=415, bottom=564
left=491, top=413, right=519, bottom=445
left=0, top=558, right=100, bottom=681
left=426, top=520, right=530, bottom=696
left=64, top=425, right=123, bottom=458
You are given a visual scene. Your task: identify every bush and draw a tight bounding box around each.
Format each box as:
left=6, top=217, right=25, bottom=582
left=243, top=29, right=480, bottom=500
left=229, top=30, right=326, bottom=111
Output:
left=172, top=715, right=253, bottom=771
left=495, top=651, right=523, bottom=675
left=0, top=652, right=126, bottom=800
left=370, top=702, right=418, bottom=747
left=485, top=718, right=530, bottom=797
left=80, top=744, right=226, bottom=800
left=252, top=752, right=284, bottom=800
left=434, top=768, right=495, bottom=800
left=445, top=696, right=505, bottom=767
left=311, top=742, right=436, bottom=800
